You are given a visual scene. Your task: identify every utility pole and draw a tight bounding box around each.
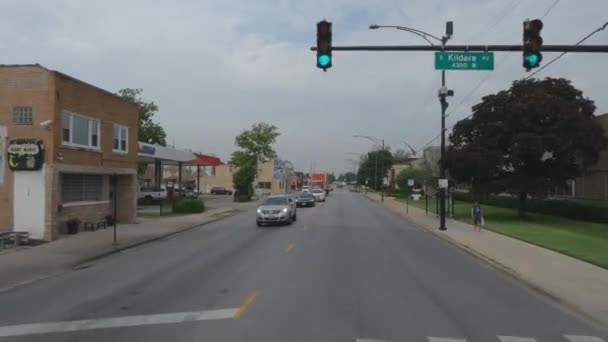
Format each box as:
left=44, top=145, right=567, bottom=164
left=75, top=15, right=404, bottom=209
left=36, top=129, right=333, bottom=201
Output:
left=381, top=139, right=385, bottom=202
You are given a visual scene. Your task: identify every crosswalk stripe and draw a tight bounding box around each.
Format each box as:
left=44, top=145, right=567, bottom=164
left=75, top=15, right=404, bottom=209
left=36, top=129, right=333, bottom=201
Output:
left=564, top=336, right=606, bottom=342
left=498, top=337, right=537, bottom=342
left=428, top=338, right=467, bottom=342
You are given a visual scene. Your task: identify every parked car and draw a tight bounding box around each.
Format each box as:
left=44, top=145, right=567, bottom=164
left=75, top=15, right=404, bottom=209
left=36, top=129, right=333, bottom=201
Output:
left=210, top=187, right=233, bottom=195
left=311, top=188, right=326, bottom=202
left=295, top=192, right=316, bottom=207
left=138, top=187, right=166, bottom=204
left=301, top=185, right=310, bottom=193
left=256, top=195, right=297, bottom=227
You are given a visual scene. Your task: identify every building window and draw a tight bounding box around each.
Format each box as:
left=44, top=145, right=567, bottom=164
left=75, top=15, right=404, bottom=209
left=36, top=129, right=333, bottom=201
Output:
left=13, top=107, right=33, bottom=125
left=61, top=111, right=100, bottom=149
left=258, top=182, right=271, bottom=189
left=61, top=174, right=103, bottom=203
left=113, top=124, right=128, bottom=153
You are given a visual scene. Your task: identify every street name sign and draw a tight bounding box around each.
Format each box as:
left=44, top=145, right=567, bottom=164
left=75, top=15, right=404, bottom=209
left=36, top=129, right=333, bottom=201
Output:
left=435, top=51, right=494, bottom=70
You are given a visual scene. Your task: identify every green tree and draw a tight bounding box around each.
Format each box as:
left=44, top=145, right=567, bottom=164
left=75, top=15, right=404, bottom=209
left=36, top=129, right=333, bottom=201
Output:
left=327, top=173, right=336, bottom=183
left=230, top=122, right=280, bottom=201
left=395, top=168, right=428, bottom=194
left=343, top=172, right=357, bottom=183
left=446, top=78, right=606, bottom=217
left=356, top=149, right=394, bottom=190
left=117, top=88, right=167, bottom=145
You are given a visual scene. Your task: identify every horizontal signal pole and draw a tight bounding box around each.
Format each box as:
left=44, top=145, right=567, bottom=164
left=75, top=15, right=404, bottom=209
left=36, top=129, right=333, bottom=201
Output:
left=310, top=45, right=608, bottom=53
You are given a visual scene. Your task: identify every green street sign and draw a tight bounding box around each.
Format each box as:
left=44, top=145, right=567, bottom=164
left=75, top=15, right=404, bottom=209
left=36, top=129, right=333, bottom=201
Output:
left=435, top=51, right=494, bottom=70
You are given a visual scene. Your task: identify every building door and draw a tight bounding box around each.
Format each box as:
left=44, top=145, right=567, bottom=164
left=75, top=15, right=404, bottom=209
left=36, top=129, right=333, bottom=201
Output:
left=13, top=167, right=46, bottom=239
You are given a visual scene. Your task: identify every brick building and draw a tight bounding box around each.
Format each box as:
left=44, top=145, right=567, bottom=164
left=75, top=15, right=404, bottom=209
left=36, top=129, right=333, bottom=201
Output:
left=0, top=64, right=138, bottom=240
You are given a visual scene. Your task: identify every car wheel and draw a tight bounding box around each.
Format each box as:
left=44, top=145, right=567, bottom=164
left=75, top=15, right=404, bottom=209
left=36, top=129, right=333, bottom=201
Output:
left=312, top=203, right=316, bottom=207
left=256, top=221, right=262, bottom=227
left=144, top=196, right=154, bottom=205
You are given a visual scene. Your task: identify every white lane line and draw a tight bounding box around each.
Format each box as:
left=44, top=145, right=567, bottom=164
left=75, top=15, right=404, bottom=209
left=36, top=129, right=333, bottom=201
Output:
left=564, top=336, right=606, bottom=342
left=498, top=337, right=537, bottom=342
left=428, top=338, right=467, bottom=342
left=0, top=308, right=238, bottom=337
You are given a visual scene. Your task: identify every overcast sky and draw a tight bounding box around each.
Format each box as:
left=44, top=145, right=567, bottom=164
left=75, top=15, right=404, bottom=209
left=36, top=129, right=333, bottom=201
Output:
left=1, top=0, right=607, bottom=174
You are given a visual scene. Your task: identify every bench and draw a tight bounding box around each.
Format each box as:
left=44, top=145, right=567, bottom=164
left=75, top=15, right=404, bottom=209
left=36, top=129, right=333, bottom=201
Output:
left=0, top=231, right=31, bottom=249
left=83, top=221, right=108, bottom=232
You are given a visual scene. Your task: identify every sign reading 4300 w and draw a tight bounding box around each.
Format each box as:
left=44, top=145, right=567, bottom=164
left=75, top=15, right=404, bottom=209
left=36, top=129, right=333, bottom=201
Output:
left=7, top=139, right=44, bottom=171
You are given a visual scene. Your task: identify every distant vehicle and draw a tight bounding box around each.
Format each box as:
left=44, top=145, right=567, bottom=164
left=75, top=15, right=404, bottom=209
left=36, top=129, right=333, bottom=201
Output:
left=210, top=187, right=233, bottom=195
left=138, top=187, right=166, bottom=204
left=311, top=172, right=329, bottom=195
left=256, top=195, right=297, bottom=227
left=295, top=192, right=316, bottom=207
left=311, top=188, right=326, bottom=202
left=302, top=185, right=310, bottom=192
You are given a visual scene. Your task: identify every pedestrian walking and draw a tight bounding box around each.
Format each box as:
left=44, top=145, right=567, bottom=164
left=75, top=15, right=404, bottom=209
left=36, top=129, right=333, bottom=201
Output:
left=472, top=202, right=482, bottom=232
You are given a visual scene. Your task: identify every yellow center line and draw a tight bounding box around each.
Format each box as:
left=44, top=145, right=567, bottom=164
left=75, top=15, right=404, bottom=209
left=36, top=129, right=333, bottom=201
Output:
left=285, top=244, right=294, bottom=253
left=234, top=291, right=257, bottom=318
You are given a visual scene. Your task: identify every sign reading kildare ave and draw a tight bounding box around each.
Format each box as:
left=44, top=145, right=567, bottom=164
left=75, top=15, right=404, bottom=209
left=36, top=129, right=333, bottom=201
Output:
left=7, top=139, right=44, bottom=171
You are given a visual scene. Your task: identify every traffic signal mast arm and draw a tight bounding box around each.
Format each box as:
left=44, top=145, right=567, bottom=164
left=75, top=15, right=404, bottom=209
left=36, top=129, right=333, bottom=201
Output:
left=310, top=45, right=608, bottom=52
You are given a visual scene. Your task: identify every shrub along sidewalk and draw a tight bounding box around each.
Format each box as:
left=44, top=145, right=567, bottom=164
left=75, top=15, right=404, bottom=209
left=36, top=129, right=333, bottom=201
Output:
left=400, top=197, right=608, bottom=269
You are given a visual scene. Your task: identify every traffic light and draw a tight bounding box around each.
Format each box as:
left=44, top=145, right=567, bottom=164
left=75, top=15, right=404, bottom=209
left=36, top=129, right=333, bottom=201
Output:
left=316, top=20, right=332, bottom=71
left=523, top=19, right=543, bottom=71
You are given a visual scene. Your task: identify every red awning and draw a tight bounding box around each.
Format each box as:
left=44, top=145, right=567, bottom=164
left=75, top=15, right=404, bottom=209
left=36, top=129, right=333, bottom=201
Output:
left=191, top=153, right=221, bottom=166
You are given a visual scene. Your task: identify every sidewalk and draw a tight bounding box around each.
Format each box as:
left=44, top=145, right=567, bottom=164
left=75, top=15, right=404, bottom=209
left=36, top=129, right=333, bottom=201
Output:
left=367, top=193, right=608, bottom=327
left=0, top=200, right=258, bottom=292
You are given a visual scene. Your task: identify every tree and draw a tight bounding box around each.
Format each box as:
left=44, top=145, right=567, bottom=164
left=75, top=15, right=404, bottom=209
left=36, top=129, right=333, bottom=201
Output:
left=344, top=172, right=357, bottom=184
left=395, top=168, right=428, bottom=194
left=327, top=173, right=336, bottom=183
left=393, top=148, right=412, bottom=163
left=117, top=88, right=167, bottom=146
left=446, top=78, right=606, bottom=217
left=356, top=149, right=395, bottom=190
left=230, top=122, right=280, bottom=200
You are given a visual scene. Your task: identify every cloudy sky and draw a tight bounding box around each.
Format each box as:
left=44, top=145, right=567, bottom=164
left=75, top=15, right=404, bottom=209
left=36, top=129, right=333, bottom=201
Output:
left=1, top=0, right=607, bottom=173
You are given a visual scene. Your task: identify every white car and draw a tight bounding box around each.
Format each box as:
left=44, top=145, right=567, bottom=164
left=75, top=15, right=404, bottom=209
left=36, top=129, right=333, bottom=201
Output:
left=311, top=188, right=326, bottom=202
left=302, top=185, right=310, bottom=193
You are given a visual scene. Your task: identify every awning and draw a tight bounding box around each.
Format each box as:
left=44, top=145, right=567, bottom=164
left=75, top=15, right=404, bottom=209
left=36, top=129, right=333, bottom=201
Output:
left=191, top=153, right=221, bottom=166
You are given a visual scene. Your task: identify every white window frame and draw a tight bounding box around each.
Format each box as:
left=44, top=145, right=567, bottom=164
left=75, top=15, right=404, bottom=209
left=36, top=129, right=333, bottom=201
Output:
left=113, top=124, right=129, bottom=154
left=61, top=111, right=100, bottom=150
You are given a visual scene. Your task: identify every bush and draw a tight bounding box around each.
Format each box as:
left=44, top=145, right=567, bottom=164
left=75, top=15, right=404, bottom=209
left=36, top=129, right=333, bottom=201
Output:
left=173, top=198, right=205, bottom=214
left=234, top=191, right=250, bottom=202
left=453, top=193, right=608, bottom=224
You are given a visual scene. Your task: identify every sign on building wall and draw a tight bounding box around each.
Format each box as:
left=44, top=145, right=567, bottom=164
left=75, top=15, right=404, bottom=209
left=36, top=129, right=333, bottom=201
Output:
left=273, top=160, right=286, bottom=181
left=0, top=126, right=6, bottom=184
left=7, top=139, right=44, bottom=171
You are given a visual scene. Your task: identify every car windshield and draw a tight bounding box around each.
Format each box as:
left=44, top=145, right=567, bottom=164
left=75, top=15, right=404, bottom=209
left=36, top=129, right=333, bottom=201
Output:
left=298, top=193, right=314, bottom=198
left=312, top=189, right=323, bottom=193
left=262, top=197, right=288, bottom=205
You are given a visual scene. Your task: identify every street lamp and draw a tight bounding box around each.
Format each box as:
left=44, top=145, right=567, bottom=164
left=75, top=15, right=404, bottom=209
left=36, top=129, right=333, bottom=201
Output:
left=369, top=22, right=453, bottom=231
left=353, top=134, right=385, bottom=202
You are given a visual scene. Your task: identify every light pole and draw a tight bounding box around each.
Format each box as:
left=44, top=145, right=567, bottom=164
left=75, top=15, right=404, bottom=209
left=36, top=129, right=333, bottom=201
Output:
left=369, top=22, right=453, bottom=230
left=353, top=134, right=385, bottom=202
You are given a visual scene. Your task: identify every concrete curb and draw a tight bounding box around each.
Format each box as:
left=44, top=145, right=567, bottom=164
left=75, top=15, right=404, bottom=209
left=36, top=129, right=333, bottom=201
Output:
left=364, top=194, right=608, bottom=330
left=75, top=209, right=243, bottom=267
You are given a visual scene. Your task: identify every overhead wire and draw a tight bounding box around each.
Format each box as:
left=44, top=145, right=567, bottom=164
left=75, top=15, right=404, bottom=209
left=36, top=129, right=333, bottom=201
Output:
left=414, top=0, right=566, bottom=154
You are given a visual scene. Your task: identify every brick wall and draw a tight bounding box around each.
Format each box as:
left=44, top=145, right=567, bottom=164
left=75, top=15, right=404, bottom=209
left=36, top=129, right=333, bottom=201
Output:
left=0, top=65, right=55, bottom=232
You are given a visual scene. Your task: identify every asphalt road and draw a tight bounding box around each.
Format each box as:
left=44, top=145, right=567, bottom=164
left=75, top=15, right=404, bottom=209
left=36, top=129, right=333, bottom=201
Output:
left=0, top=190, right=606, bottom=341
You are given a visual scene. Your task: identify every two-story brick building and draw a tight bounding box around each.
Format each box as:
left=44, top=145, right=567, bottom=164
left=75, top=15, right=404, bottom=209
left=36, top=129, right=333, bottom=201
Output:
left=0, top=64, right=138, bottom=240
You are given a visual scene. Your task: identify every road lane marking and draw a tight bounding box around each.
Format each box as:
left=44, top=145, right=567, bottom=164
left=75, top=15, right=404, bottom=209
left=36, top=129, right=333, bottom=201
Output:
left=234, top=291, right=257, bottom=318
left=286, top=244, right=294, bottom=253
left=498, top=337, right=537, bottom=342
left=0, top=308, right=237, bottom=337
left=564, top=336, right=606, bottom=342
left=428, top=338, right=467, bottom=342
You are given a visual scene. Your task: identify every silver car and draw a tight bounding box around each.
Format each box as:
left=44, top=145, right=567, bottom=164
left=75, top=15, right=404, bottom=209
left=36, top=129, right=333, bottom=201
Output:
left=256, top=195, right=297, bottom=227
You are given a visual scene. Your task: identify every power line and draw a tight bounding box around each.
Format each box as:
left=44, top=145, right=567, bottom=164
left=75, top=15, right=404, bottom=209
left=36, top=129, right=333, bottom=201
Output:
left=541, top=0, right=561, bottom=19
left=525, top=20, right=608, bottom=79
left=415, top=20, right=608, bottom=155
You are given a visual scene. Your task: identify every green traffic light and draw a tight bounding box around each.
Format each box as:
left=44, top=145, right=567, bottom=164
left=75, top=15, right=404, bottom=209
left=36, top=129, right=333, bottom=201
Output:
left=318, top=54, right=331, bottom=67
left=526, top=53, right=539, bottom=66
